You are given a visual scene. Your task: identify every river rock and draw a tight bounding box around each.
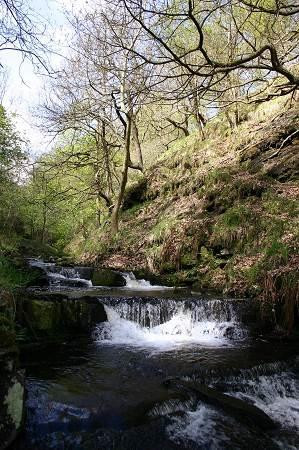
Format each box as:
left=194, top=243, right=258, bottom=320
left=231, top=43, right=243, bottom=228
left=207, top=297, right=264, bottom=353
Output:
left=91, top=268, right=126, bottom=287
left=165, top=379, right=277, bottom=430
left=17, top=295, right=107, bottom=337
left=0, top=349, right=25, bottom=449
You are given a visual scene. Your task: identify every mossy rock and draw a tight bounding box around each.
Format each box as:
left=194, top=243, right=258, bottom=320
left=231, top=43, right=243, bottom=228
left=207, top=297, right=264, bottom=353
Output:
left=61, top=297, right=107, bottom=331
left=24, top=299, right=61, bottom=332
left=0, top=354, right=25, bottom=449
left=91, top=268, right=125, bottom=287
left=18, top=295, right=108, bottom=338
left=0, top=328, right=16, bottom=348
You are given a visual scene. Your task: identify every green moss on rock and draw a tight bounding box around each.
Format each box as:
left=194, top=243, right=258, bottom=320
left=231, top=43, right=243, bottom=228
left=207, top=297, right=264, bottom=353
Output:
left=26, top=299, right=61, bottom=332
left=91, top=268, right=125, bottom=287
left=4, top=379, right=24, bottom=431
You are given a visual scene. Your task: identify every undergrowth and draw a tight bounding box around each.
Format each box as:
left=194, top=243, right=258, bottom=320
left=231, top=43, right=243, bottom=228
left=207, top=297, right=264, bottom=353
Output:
left=70, top=96, right=299, bottom=332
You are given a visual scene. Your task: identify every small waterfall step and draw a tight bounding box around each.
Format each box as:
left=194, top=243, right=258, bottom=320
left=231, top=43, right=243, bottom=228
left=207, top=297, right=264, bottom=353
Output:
left=121, top=272, right=173, bottom=290
left=28, top=258, right=93, bottom=288
left=95, top=296, right=250, bottom=348
left=164, top=379, right=277, bottom=430
left=28, top=259, right=176, bottom=291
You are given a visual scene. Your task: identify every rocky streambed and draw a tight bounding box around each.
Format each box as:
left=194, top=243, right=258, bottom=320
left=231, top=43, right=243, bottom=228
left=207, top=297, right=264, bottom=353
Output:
left=1, top=260, right=298, bottom=449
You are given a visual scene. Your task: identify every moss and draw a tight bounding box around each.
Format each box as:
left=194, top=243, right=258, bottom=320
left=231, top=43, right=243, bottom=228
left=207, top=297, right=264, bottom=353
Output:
left=149, top=216, right=178, bottom=244
left=232, top=176, right=266, bottom=199
left=180, top=252, right=198, bottom=268
left=0, top=315, right=16, bottom=347
left=122, top=201, right=148, bottom=218
left=26, top=299, right=60, bottom=332
left=210, top=205, right=254, bottom=251
left=264, top=241, right=289, bottom=264
left=220, top=205, right=252, bottom=228
left=242, top=263, right=262, bottom=284
left=0, top=291, right=16, bottom=347
left=91, top=268, right=125, bottom=287
left=199, top=246, right=221, bottom=270
left=0, top=256, right=34, bottom=289
left=4, top=379, right=24, bottom=431
left=205, top=168, right=233, bottom=187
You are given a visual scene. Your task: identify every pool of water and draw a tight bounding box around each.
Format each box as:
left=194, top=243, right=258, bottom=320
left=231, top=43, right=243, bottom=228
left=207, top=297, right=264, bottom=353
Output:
left=16, top=333, right=298, bottom=449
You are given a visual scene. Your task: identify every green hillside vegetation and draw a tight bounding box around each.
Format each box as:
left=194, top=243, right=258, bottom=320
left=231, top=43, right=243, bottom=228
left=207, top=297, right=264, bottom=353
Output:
left=65, top=97, right=298, bottom=332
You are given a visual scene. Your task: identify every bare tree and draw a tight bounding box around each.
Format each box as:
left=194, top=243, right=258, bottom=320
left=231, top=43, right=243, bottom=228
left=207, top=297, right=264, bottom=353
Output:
left=0, top=0, right=49, bottom=70
left=119, top=0, right=299, bottom=103
left=41, top=1, right=153, bottom=233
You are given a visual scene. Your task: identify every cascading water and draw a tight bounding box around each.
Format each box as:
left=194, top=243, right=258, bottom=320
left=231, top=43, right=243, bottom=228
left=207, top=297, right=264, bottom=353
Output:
left=167, top=360, right=299, bottom=449
left=21, top=260, right=298, bottom=449
left=94, top=297, right=248, bottom=349
left=28, top=258, right=93, bottom=288
left=121, top=271, right=173, bottom=290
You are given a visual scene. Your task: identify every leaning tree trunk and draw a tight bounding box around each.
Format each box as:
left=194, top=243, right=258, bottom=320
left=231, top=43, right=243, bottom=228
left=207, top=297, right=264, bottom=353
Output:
left=111, top=114, right=132, bottom=234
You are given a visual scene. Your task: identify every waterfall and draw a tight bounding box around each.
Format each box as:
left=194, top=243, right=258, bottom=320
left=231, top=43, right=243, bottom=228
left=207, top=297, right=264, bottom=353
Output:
left=121, top=271, right=173, bottom=290
left=94, top=297, right=248, bottom=349
left=28, top=258, right=93, bottom=288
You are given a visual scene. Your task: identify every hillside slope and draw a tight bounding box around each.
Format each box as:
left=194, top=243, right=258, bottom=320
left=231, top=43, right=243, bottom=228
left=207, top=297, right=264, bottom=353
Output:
left=72, top=98, right=299, bottom=331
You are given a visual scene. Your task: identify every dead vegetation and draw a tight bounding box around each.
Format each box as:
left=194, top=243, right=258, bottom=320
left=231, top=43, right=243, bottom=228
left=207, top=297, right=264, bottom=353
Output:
left=72, top=97, right=299, bottom=332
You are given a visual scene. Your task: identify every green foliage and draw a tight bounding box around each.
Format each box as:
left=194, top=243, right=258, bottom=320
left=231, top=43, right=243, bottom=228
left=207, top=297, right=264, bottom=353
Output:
left=122, top=178, right=147, bottom=210
left=149, top=216, right=178, bottom=244
left=205, top=168, right=232, bottom=187
left=211, top=205, right=254, bottom=251
left=0, top=105, right=26, bottom=180
left=0, top=291, right=16, bottom=347
left=242, top=263, right=261, bottom=284
left=262, top=193, right=298, bottom=217
left=220, top=205, right=252, bottom=228
left=264, top=241, right=289, bottom=264
left=199, top=246, right=221, bottom=270
left=0, top=256, right=33, bottom=289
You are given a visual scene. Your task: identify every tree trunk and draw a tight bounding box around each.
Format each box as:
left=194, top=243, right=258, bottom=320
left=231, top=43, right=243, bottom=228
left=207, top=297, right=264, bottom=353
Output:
left=111, top=114, right=132, bottom=234
left=132, top=119, right=144, bottom=171
left=193, top=93, right=206, bottom=139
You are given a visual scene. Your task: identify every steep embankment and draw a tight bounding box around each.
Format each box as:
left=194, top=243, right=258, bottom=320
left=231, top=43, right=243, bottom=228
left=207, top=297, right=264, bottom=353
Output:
left=76, top=98, right=299, bottom=331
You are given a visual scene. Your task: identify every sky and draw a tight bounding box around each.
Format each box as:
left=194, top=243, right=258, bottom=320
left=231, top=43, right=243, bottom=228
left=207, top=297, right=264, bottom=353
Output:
left=1, top=0, right=87, bottom=157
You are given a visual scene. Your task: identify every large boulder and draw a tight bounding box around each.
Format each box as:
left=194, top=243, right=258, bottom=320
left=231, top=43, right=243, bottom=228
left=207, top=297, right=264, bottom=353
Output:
left=0, top=349, right=25, bottom=449
left=25, top=266, right=49, bottom=287
left=91, top=268, right=126, bottom=287
left=17, top=295, right=107, bottom=337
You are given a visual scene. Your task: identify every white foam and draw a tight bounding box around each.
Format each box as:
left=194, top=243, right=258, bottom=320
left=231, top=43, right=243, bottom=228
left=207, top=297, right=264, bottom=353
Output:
left=94, top=306, right=243, bottom=350
left=167, top=371, right=299, bottom=448
left=28, top=258, right=93, bottom=287
left=167, top=404, right=228, bottom=448
left=228, top=372, right=299, bottom=430
left=48, top=272, right=93, bottom=287
left=28, top=258, right=55, bottom=269
left=121, top=272, right=173, bottom=290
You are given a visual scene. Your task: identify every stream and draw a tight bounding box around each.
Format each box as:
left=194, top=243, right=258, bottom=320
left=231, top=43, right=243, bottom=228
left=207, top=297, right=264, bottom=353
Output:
left=17, top=260, right=299, bottom=449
